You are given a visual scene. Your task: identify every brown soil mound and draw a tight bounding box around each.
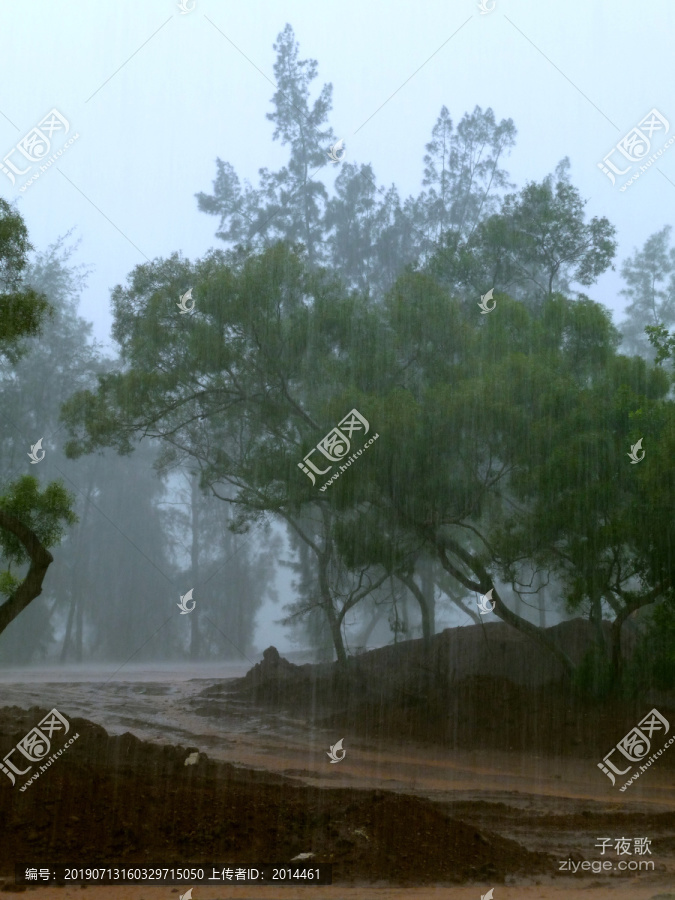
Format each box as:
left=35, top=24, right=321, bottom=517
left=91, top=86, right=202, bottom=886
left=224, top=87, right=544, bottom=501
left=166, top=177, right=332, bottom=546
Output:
left=0, top=706, right=550, bottom=887
left=225, top=623, right=675, bottom=757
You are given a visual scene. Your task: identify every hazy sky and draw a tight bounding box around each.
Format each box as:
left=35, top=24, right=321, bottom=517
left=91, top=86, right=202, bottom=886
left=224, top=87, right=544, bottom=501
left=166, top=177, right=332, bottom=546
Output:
left=3, top=0, right=674, bottom=348
left=2, top=0, right=674, bottom=653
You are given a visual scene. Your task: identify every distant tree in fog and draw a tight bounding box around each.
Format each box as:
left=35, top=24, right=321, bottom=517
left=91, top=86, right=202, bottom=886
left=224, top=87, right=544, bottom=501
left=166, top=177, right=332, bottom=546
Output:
left=196, top=23, right=335, bottom=266
left=158, top=468, right=278, bottom=662
left=619, top=226, right=675, bottom=360
left=197, top=25, right=516, bottom=299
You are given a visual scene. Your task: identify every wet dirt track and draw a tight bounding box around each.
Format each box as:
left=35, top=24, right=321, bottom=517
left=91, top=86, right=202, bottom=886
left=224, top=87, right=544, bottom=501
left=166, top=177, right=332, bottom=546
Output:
left=1, top=663, right=674, bottom=898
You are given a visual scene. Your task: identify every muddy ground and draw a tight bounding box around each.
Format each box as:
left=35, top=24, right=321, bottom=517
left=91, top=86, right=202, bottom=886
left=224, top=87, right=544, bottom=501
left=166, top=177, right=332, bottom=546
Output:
left=0, top=620, right=674, bottom=897
left=226, top=620, right=669, bottom=758
left=0, top=705, right=549, bottom=886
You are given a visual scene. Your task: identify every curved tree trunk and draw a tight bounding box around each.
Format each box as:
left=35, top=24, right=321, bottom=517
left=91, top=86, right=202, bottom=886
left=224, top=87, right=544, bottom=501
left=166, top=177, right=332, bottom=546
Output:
left=0, top=510, right=53, bottom=637
left=324, top=592, right=347, bottom=667
left=435, top=533, right=575, bottom=678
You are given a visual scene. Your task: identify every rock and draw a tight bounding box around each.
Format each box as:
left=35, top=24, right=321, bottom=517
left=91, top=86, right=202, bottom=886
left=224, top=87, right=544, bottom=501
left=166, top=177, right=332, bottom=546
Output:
left=263, top=646, right=281, bottom=664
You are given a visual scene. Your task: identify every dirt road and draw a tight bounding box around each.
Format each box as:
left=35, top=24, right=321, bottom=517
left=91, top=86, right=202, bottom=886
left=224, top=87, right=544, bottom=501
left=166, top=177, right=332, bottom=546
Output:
left=1, top=663, right=673, bottom=897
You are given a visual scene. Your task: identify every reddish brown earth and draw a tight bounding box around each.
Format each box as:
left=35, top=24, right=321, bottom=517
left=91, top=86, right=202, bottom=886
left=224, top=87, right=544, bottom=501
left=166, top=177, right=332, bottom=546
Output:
left=0, top=706, right=548, bottom=887
left=227, top=621, right=670, bottom=759
left=0, top=620, right=674, bottom=898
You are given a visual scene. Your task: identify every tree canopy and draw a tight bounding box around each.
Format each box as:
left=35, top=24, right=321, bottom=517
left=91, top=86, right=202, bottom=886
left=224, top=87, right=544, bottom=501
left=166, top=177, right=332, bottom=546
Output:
left=0, top=203, right=77, bottom=639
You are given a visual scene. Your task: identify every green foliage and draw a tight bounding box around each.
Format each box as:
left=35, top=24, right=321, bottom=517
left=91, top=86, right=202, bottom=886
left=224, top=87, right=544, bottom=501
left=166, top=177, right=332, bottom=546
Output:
left=501, top=158, right=617, bottom=297
left=0, top=198, right=33, bottom=289
left=646, top=322, right=675, bottom=367
left=427, top=159, right=617, bottom=307
left=572, top=645, right=615, bottom=699
left=0, top=287, right=52, bottom=362
left=61, top=232, right=675, bottom=678
left=57, top=26, right=674, bottom=675
left=0, top=199, right=51, bottom=362
left=0, top=207, right=79, bottom=636
left=0, top=569, right=20, bottom=599
left=624, top=601, right=675, bottom=694
left=0, top=476, right=77, bottom=564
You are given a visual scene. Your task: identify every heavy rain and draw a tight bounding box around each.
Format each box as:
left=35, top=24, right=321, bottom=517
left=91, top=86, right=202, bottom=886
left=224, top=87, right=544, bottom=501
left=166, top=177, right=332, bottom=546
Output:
left=0, top=2, right=674, bottom=899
